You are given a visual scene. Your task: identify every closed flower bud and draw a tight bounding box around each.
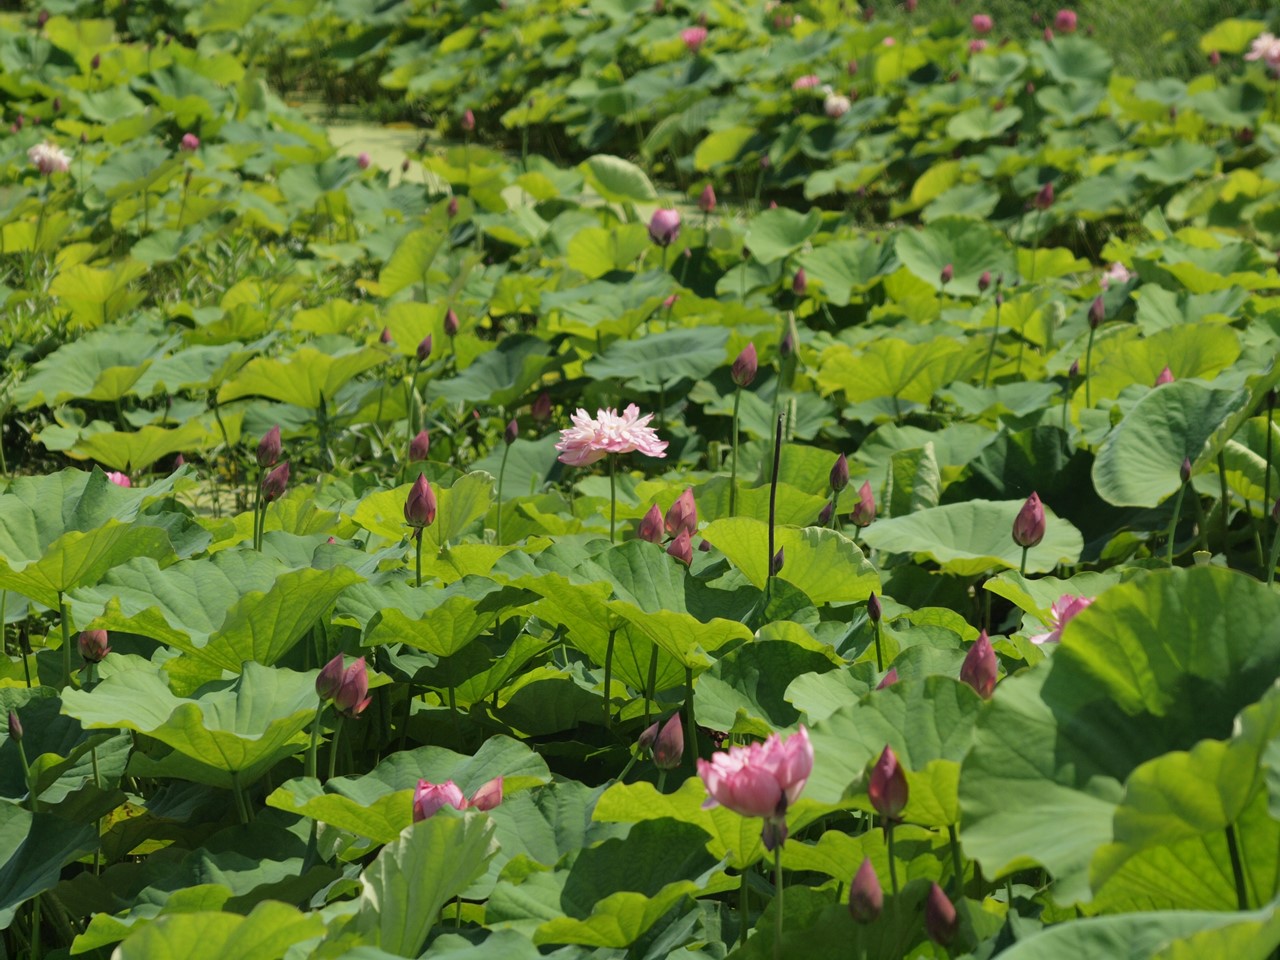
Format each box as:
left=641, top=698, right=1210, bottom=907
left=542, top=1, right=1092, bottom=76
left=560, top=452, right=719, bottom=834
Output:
left=652, top=712, right=684, bottom=769
left=180, top=132, right=199, bottom=152
left=357, top=151, right=371, bottom=169
left=940, top=263, right=954, bottom=285
left=830, top=453, right=850, bottom=493
left=261, top=461, right=290, bottom=502
left=1180, top=457, right=1192, bottom=484
left=959, top=630, right=997, bottom=699
left=876, top=667, right=898, bottom=689
left=978, top=270, right=991, bottom=292
left=1209, top=49, right=1221, bottom=66
left=38, top=10, right=50, bottom=28
left=334, top=658, right=372, bottom=718
left=770, top=547, right=785, bottom=575
left=817, top=500, right=834, bottom=526
left=1088, top=295, right=1105, bottom=329
left=1012, top=492, right=1046, bottom=548
left=91, top=52, right=100, bottom=70
left=531, top=392, right=552, bottom=422
left=648, top=208, right=681, bottom=247
left=667, top=529, right=693, bottom=566
left=1054, top=8, right=1077, bottom=32
left=925, top=882, right=958, bottom=945
left=1154, top=366, right=1175, bottom=386
left=257, top=425, right=281, bottom=468
left=850, top=481, right=876, bottom=527
left=1034, top=181, right=1054, bottom=210
left=461, top=108, right=475, bottom=132
left=78, top=629, right=110, bottom=663
left=637, top=504, right=665, bottom=543
left=638, top=720, right=660, bottom=753
left=380, top=326, right=393, bottom=344
left=666, top=487, right=698, bottom=538
left=447, top=196, right=458, bottom=218
left=445, top=308, right=459, bottom=336
left=410, top=429, right=431, bottom=462
left=7, top=711, right=21, bottom=742
left=1069, top=359, right=1080, bottom=378
left=792, top=268, right=808, bottom=296
left=504, top=418, right=519, bottom=445
left=698, top=183, right=716, bottom=213
left=848, top=858, right=883, bottom=922
left=404, top=474, right=437, bottom=528
left=780, top=330, right=795, bottom=359
left=731, top=343, right=758, bottom=388
left=868, top=744, right=908, bottom=821
left=316, top=653, right=345, bottom=700
left=417, top=335, right=433, bottom=363
left=867, top=592, right=882, bottom=623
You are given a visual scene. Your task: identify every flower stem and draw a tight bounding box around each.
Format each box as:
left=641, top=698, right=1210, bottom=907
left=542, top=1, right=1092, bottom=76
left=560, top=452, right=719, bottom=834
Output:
left=609, top=455, right=617, bottom=543
left=1267, top=517, right=1280, bottom=586
left=496, top=436, right=512, bottom=546
left=684, top=666, right=696, bottom=770
left=739, top=870, right=750, bottom=947
left=729, top=387, right=742, bottom=517
left=1217, top=452, right=1232, bottom=562
left=645, top=646, right=659, bottom=728
left=766, top=414, right=783, bottom=598
left=1265, top=392, right=1275, bottom=527
left=1084, top=324, right=1096, bottom=409
left=656, top=769, right=667, bottom=794
left=948, top=824, right=965, bottom=898
left=59, top=595, right=72, bottom=688
left=16, top=736, right=36, bottom=813
left=327, top=715, right=344, bottom=782
left=1225, top=823, right=1249, bottom=910
left=773, top=846, right=784, bottom=960
left=1019, top=545, right=1029, bottom=577
left=872, top=620, right=883, bottom=672
left=886, top=821, right=899, bottom=895
left=982, top=296, right=999, bottom=388
left=1167, top=482, right=1188, bottom=566
left=415, top=529, right=424, bottom=588
left=602, top=628, right=616, bottom=729
left=307, top=700, right=323, bottom=780
left=230, top=770, right=249, bottom=824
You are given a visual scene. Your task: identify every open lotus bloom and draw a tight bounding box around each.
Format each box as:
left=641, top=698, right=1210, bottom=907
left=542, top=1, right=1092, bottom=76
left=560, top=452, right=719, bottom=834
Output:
left=413, top=777, right=503, bottom=820
left=1028, top=595, right=1094, bottom=645
left=555, top=405, right=668, bottom=466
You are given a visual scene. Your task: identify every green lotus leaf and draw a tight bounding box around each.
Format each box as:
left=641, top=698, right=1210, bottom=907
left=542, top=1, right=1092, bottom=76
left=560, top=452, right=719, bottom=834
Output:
left=695, top=641, right=839, bottom=737
left=818, top=336, right=981, bottom=409
left=433, top=335, right=562, bottom=408
left=700, top=518, right=879, bottom=602
left=14, top=328, right=167, bottom=409
left=113, top=899, right=325, bottom=960
left=0, top=805, right=97, bottom=927
left=363, top=576, right=538, bottom=658
left=743, top=207, right=821, bottom=265
left=216, top=344, right=388, bottom=409
left=893, top=217, right=1016, bottom=295
left=584, top=326, right=728, bottom=389
left=350, top=472, right=492, bottom=552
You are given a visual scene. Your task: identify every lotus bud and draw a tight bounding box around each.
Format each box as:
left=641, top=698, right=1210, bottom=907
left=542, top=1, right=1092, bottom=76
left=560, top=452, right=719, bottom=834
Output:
left=876, top=667, right=898, bottom=689
left=652, top=713, right=684, bottom=769
left=959, top=630, right=997, bottom=699
left=531, top=392, right=552, bottom=422
left=504, top=418, right=519, bottom=445
left=868, top=744, right=908, bottom=821
left=410, top=429, right=431, bottom=462
left=817, top=501, right=834, bottom=526
left=663, top=293, right=679, bottom=311
left=1069, top=359, right=1080, bottom=378
left=667, top=529, right=693, bottom=566
left=7, top=711, right=21, bottom=742
left=698, top=183, right=716, bottom=213
left=648, top=208, right=681, bottom=247
left=106, top=471, right=131, bottom=487
left=770, top=547, right=785, bottom=575
left=665, top=487, right=697, bottom=538
left=1154, top=366, right=1174, bottom=386
left=52, top=96, right=61, bottom=113
left=1089, top=295, right=1105, bottom=329
left=316, top=653, right=345, bottom=700
left=1034, top=181, right=1054, bottom=210
left=357, top=152, right=371, bottom=169
left=1180, top=457, right=1192, bottom=484
left=1043, top=26, right=1054, bottom=41
left=261, top=461, right=290, bottom=502
left=847, top=59, right=859, bottom=75
left=445, top=308, right=459, bottom=336
left=172, top=453, right=185, bottom=470
left=461, top=108, right=475, bottom=132
left=638, top=720, right=660, bottom=753
left=848, top=858, right=883, bottom=922
left=404, top=474, right=437, bottom=529
left=867, top=592, right=882, bottom=623
left=978, top=270, right=991, bottom=292
left=37, top=10, right=50, bottom=28
left=447, top=196, right=458, bottom=218
left=850, top=481, right=876, bottom=527
left=903, top=0, right=917, bottom=11
left=1209, top=49, right=1221, bottom=66
left=637, top=504, right=665, bottom=543
left=731, top=343, right=758, bottom=388
left=792, top=268, right=808, bottom=296
left=971, top=13, right=993, bottom=33
left=469, top=776, right=504, bottom=811
left=402, top=158, right=411, bottom=173
left=380, top=326, right=393, bottom=344
left=830, top=453, right=850, bottom=493
left=698, top=538, right=712, bottom=552
left=180, top=132, right=199, bottom=152
left=413, top=780, right=467, bottom=820
left=417, top=335, right=433, bottom=363
left=1273, top=498, right=1280, bottom=524
left=91, top=52, right=100, bottom=70
left=925, top=883, right=958, bottom=945
left=1012, top=492, right=1045, bottom=548
left=940, top=263, right=954, bottom=285
left=257, top=425, right=281, bottom=468
left=78, top=629, right=110, bottom=663
left=334, top=657, right=372, bottom=718
left=779, top=329, right=795, bottom=359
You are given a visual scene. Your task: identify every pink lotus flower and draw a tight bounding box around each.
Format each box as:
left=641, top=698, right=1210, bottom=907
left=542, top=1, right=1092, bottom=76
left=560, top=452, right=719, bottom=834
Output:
left=1012, top=491, right=1045, bottom=548
left=180, top=132, right=200, bottom=152
left=105, top=471, right=131, bottom=488
left=1246, top=32, right=1280, bottom=72
left=1154, top=365, right=1175, bottom=386
left=1100, top=262, right=1132, bottom=289
left=667, top=529, right=693, bottom=566
left=959, top=630, right=997, bottom=699
left=681, top=26, right=707, bottom=54
left=637, top=504, right=665, bottom=543
left=882, top=36, right=895, bottom=46
left=28, top=141, right=70, bottom=174
left=868, top=744, right=907, bottom=820
left=1029, top=595, right=1094, bottom=645
left=1054, top=9, right=1077, bottom=32
left=648, top=208, right=681, bottom=246
left=413, top=777, right=503, bottom=820
left=357, top=152, right=371, bottom=169
left=698, top=726, right=813, bottom=827
left=792, top=74, right=821, bottom=91
left=665, top=487, right=697, bottom=538
left=555, top=404, right=668, bottom=466
left=971, top=13, right=993, bottom=34
left=78, top=629, right=110, bottom=663
left=731, top=343, right=758, bottom=387
left=333, top=657, right=372, bottom=718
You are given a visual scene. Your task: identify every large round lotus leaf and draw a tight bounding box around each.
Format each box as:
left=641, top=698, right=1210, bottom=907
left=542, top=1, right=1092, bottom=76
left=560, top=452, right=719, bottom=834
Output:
left=743, top=207, right=822, bottom=265
left=1032, top=36, right=1113, bottom=85
left=580, top=154, right=657, bottom=203
left=893, top=217, right=1016, bottom=295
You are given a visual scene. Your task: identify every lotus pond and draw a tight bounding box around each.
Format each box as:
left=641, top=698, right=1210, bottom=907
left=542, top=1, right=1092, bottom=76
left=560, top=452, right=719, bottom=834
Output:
left=4, top=2, right=1280, bottom=958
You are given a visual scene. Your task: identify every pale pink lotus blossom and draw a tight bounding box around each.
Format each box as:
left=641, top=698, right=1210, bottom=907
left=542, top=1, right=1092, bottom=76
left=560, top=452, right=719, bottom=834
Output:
left=1029, top=595, right=1094, bottom=645
left=882, top=36, right=896, bottom=46
left=1246, top=32, right=1280, bottom=72
left=698, top=726, right=812, bottom=821
left=681, top=25, right=708, bottom=54
left=28, top=142, right=70, bottom=174
left=792, top=74, right=821, bottom=90
left=412, top=776, right=504, bottom=821
left=555, top=405, right=668, bottom=466
left=648, top=208, right=681, bottom=246
left=1100, top=261, right=1132, bottom=289
left=824, top=92, right=851, bottom=117
left=105, top=471, right=131, bottom=487
left=969, top=39, right=988, bottom=53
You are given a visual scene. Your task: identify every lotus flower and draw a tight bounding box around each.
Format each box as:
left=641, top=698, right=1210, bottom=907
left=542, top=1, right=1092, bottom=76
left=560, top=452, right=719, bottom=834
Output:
left=444, top=308, right=459, bottom=336
left=417, top=335, right=433, bottom=363
left=28, top=141, right=70, bottom=174
left=461, top=109, right=476, bottom=132
left=1089, top=295, right=1105, bottom=329
left=180, top=132, right=200, bottom=151
left=868, top=745, right=907, bottom=821
left=648, top=208, right=681, bottom=246
left=357, top=152, right=371, bottom=169
left=316, top=653, right=345, bottom=700
left=959, top=630, right=997, bottom=699
left=637, top=504, right=665, bottom=543
left=850, top=481, right=876, bottom=527
left=698, top=183, right=716, bottom=213
left=1034, top=181, right=1054, bottom=210
left=105, top=471, right=131, bottom=488
left=647, top=713, right=684, bottom=769
left=1054, top=8, right=1077, bottom=32
left=667, top=529, right=693, bottom=566
left=404, top=474, right=437, bottom=529
left=1154, top=366, right=1175, bottom=386
left=409, top=429, right=431, bottom=461
left=681, top=25, right=707, bottom=54
left=665, top=487, right=697, bottom=538
left=1012, top=492, right=1045, bottom=548
left=555, top=404, right=668, bottom=466
left=867, top=592, right=882, bottom=623
left=848, top=858, right=883, bottom=922
left=830, top=454, right=849, bottom=493
left=333, top=657, right=372, bottom=718
left=824, top=92, right=851, bottom=118
left=925, top=883, right=958, bottom=945
left=413, top=776, right=504, bottom=820
left=261, top=462, right=290, bottom=503
left=1100, top=262, right=1132, bottom=289
left=78, top=629, right=110, bottom=663
left=731, top=343, right=758, bottom=387
left=257, top=425, right=281, bottom=468
left=792, top=74, right=821, bottom=90
left=698, top=726, right=812, bottom=848
left=1028, top=595, right=1094, bottom=645
left=971, top=13, right=993, bottom=34
left=1246, top=32, right=1280, bottom=72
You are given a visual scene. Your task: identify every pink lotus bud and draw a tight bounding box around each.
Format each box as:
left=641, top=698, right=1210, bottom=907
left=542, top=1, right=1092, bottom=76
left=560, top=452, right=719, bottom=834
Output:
left=969, top=39, right=987, bottom=53
left=665, top=487, right=697, bottom=538
left=792, top=268, right=808, bottom=296
left=357, top=152, right=371, bottom=169
left=504, top=418, right=519, bottom=445
left=681, top=25, right=708, bottom=54
left=417, top=335, right=433, bottom=362
left=1043, top=27, right=1055, bottom=41
left=257, top=425, right=281, bottom=468
left=1054, top=8, right=1077, bottom=32
left=770, top=547, right=785, bottom=575
left=316, top=653, right=345, bottom=700
left=638, top=719, right=660, bottom=752
left=868, top=744, right=908, bottom=820
left=444, top=308, right=459, bottom=336
left=637, top=504, right=665, bottom=543
left=404, top=474, right=438, bottom=528
left=1012, top=491, right=1045, bottom=548
left=960, top=630, right=997, bottom=699
left=413, top=780, right=467, bottom=820
left=876, top=667, right=898, bottom=689
left=850, top=481, right=876, bottom=527
left=848, top=858, right=883, bottom=922
left=38, top=10, right=50, bottom=28
left=380, top=326, right=393, bottom=344
left=978, top=271, right=991, bottom=292
left=971, top=13, right=993, bottom=33
left=1088, top=295, right=1105, bottom=329
left=779, top=329, right=795, bottom=358
left=261, top=461, right=290, bottom=502
left=447, top=196, right=458, bottom=218
left=663, top=293, right=679, bottom=311
left=1209, top=49, right=1221, bottom=66
left=731, top=343, right=758, bottom=388
left=882, top=36, right=895, bottom=46
left=652, top=712, right=684, bottom=769
left=818, top=501, right=834, bottom=526
left=106, top=471, right=131, bottom=488
left=91, top=53, right=100, bottom=70
left=410, top=429, right=431, bottom=462
left=903, top=0, right=917, bottom=11
left=698, top=183, right=716, bottom=213
left=667, top=529, right=693, bottom=566
left=867, top=592, right=882, bottom=623
left=1180, top=457, right=1192, bottom=484
left=698, top=538, right=712, bottom=552
left=847, top=59, right=859, bottom=75
left=648, top=208, right=682, bottom=247
left=1034, top=181, right=1054, bottom=210
left=1154, top=366, right=1175, bottom=386
left=925, top=883, right=958, bottom=945
left=172, top=453, right=185, bottom=470
left=52, top=96, right=61, bottom=113
left=531, top=392, right=552, bottom=422
left=461, top=109, right=475, bottom=132
left=179, top=132, right=200, bottom=152
left=8, top=711, right=21, bottom=742
left=78, top=629, right=110, bottom=663
left=1069, top=359, right=1080, bottom=378
left=940, top=263, right=954, bottom=285
left=862, top=7, right=875, bottom=22
left=830, top=453, right=849, bottom=493
left=334, top=657, right=372, bottom=718
left=469, top=776, right=504, bottom=811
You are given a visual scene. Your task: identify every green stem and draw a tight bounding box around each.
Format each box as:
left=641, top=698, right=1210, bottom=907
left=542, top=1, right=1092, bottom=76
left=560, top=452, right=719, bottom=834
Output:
left=30, top=895, right=41, bottom=960
left=230, top=770, right=249, bottom=824
left=773, top=846, right=784, bottom=960
left=829, top=489, right=841, bottom=530
left=616, top=752, right=639, bottom=783
left=602, top=628, right=617, bottom=729
left=1192, top=487, right=1211, bottom=553
left=872, top=621, right=883, bottom=672
left=1084, top=324, right=1096, bottom=409
left=1265, top=393, right=1275, bottom=523
left=1019, top=544, right=1029, bottom=577
left=684, top=666, right=696, bottom=770
left=948, top=824, right=965, bottom=899
left=1218, top=452, right=1232, bottom=562
left=307, top=701, right=323, bottom=780
left=327, top=715, right=344, bottom=782
left=645, top=646, right=659, bottom=728
left=656, top=769, right=668, bottom=794
left=496, top=440, right=512, bottom=546
left=1267, top=515, right=1280, bottom=586
left=886, top=821, right=899, bottom=895
left=1226, top=823, right=1249, bottom=910
left=982, top=297, right=999, bottom=388
left=415, top=530, right=424, bottom=588
left=766, top=414, right=783, bottom=600
left=59, top=595, right=72, bottom=688
left=729, top=387, right=742, bottom=517
left=1167, top=482, right=1188, bottom=566
left=16, top=737, right=36, bottom=813
left=608, top=455, right=617, bottom=543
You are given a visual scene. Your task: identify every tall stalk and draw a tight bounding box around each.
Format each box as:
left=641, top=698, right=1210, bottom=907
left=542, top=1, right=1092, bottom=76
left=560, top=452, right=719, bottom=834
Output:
left=729, top=387, right=742, bottom=516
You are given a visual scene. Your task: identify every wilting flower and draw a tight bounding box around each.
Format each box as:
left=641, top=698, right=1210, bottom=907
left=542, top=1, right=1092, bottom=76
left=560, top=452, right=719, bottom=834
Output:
left=316, top=653, right=346, bottom=700
left=959, top=630, right=998, bottom=699
left=555, top=404, right=668, bottom=466
left=971, top=13, right=993, bottom=34
left=850, top=481, right=876, bottom=527
left=666, top=487, right=697, bottom=538
left=409, top=429, right=431, bottom=462
left=637, top=504, right=665, bottom=543
left=698, top=726, right=812, bottom=849
left=404, top=474, right=438, bottom=530
left=1054, top=8, right=1077, bottom=32
left=698, top=183, right=716, bottom=213
left=648, top=208, right=681, bottom=246
left=1154, top=366, right=1175, bottom=386
left=731, top=343, right=758, bottom=387
left=412, top=776, right=504, bottom=820
left=868, top=745, right=907, bottom=820
left=262, top=462, right=290, bottom=502
left=1100, top=261, right=1132, bottom=289
left=333, top=657, right=372, bottom=718
left=1012, top=492, right=1045, bottom=548
left=78, top=629, right=110, bottom=663
left=824, top=92, right=851, bottom=117
left=28, top=141, right=70, bottom=174
left=792, top=74, right=821, bottom=90
left=1029, top=595, right=1094, bottom=645
left=105, top=471, right=131, bottom=488
left=848, top=858, right=883, bottom=922
left=681, top=25, right=707, bottom=54
left=1246, top=32, right=1280, bottom=72
left=257, top=425, right=281, bottom=468
left=180, top=132, right=200, bottom=152
left=667, top=529, right=693, bottom=566
left=925, top=882, right=959, bottom=945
